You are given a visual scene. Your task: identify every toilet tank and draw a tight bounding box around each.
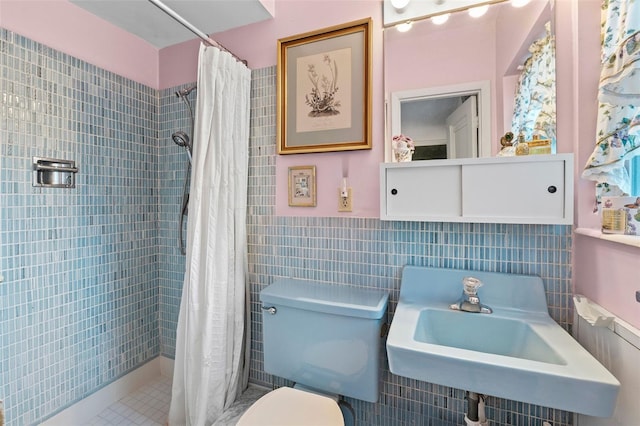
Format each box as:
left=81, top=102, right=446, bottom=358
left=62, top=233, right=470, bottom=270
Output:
left=260, top=278, right=389, bottom=403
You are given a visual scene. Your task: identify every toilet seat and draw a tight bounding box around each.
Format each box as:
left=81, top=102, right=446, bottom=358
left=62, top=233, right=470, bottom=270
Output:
left=236, top=387, right=344, bottom=426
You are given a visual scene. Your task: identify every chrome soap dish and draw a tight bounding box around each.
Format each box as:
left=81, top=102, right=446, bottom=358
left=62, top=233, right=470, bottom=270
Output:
left=32, top=157, right=78, bottom=188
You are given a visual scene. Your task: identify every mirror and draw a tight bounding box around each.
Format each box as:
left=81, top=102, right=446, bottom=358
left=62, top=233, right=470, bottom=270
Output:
left=384, top=0, right=556, bottom=161
left=390, top=81, right=492, bottom=160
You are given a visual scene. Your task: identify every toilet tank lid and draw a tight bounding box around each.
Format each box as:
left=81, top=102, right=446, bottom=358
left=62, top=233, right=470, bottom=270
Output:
left=260, top=279, right=389, bottom=319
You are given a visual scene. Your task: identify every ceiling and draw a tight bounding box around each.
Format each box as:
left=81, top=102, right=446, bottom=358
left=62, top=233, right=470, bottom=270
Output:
left=70, top=0, right=274, bottom=49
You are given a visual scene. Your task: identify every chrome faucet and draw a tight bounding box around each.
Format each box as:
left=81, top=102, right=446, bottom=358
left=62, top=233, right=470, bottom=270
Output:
left=450, top=276, right=493, bottom=314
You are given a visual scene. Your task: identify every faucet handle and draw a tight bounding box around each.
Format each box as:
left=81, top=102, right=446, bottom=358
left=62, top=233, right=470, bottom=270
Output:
left=462, top=276, right=483, bottom=295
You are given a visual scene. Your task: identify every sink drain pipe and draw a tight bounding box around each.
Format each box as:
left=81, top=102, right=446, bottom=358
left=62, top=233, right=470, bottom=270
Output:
left=465, top=392, right=488, bottom=426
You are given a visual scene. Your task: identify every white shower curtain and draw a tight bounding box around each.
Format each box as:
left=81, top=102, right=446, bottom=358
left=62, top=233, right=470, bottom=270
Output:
left=168, top=44, right=251, bottom=426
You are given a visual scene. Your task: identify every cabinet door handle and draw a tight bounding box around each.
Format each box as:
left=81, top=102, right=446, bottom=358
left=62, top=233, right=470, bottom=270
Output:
left=391, top=188, right=398, bottom=195
left=547, top=185, right=557, bottom=194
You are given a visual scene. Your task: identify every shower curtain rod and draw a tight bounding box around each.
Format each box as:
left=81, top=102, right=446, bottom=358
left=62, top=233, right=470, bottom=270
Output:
left=147, top=0, right=248, bottom=66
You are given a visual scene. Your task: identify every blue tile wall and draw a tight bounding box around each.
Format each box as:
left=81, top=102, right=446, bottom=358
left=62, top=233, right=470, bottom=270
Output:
left=0, top=29, right=159, bottom=425
left=157, top=86, right=192, bottom=357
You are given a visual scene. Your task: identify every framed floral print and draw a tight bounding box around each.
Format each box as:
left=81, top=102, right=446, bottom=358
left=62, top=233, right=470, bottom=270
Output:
left=288, top=165, right=317, bottom=207
left=277, top=18, right=372, bottom=154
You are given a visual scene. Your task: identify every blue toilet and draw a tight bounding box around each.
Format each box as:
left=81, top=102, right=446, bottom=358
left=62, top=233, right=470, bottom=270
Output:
left=237, top=278, right=389, bottom=425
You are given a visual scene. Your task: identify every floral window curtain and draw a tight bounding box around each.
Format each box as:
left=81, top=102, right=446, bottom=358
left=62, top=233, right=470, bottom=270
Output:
left=582, top=0, right=640, bottom=207
left=511, top=22, right=556, bottom=142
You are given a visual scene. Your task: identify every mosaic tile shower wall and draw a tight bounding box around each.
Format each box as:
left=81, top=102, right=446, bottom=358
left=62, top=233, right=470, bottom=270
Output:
left=157, top=86, right=192, bottom=357
left=0, top=30, right=159, bottom=425
left=246, top=66, right=573, bottom=425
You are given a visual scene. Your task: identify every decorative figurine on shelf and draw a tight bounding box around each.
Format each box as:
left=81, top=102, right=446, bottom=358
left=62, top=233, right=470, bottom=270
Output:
left=497, top=131, right=516, bottom=156
left=515, top=131, right=529, bottom=155
left=392, top=134, right=415, bottom=162
left=500, top=131, right=514, bottom=147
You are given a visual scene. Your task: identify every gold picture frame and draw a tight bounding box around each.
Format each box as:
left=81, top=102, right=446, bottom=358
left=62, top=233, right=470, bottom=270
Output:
left=277, top=18, right=372, bottom=154
left=288, top=166, right=317, bottom=207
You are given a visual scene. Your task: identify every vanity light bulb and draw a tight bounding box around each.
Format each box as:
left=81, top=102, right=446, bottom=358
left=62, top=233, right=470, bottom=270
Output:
left=396, top=21, right=413, bottom=32
left=431, top=13, right=450, bottom=25
left=511, top=0, right=530, bottom=7
left=468, top=5, right=489, bottom=18
left=390, top=0, right=411, bottom=10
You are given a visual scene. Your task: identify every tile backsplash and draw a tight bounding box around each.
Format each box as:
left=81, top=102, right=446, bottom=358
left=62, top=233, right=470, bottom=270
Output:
left=1, top=29, right=573, bottom=425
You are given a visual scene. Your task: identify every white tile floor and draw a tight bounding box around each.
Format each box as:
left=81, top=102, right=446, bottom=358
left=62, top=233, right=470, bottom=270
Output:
left=88, top=376, right=172, bottom=426
left=85, top=376, right=267, bottom=426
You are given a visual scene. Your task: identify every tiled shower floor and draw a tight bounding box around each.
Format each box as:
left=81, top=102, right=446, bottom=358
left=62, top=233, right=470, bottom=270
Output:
left=87, top=376, right=268, bottom=425
left=88, top=376, right=172, bottom=425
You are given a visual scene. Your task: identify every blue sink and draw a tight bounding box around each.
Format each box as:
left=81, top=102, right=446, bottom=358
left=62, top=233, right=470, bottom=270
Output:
left=414, top=309, right=565, bottom=365
left=386, top=266, right=620, bottom=417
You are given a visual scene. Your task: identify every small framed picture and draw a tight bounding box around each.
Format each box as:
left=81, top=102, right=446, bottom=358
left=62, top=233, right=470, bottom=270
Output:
left=288, top=166, right=317, bottom=207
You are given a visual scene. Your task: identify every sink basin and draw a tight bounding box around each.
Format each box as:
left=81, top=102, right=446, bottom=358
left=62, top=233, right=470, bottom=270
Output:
left=387, top=266, right=620, bottom=417
left=415, top=309, right=565, bottom=365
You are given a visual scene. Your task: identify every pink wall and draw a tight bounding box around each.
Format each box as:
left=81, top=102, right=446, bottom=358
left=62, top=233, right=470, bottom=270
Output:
left=0, top=0, right=159, bottom=88
left=575, top=234, right=640, bottom=329
left=572, top=0, right=602, bottom=229
left=568, top=0, right=640, bottom=330
left=191, top=1, right=385, bottom=218
left=159, top=39, right=200, bottom=89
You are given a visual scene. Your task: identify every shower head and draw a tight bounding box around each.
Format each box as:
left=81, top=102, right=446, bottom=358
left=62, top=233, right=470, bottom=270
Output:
left=173, top=131, right=192, bottom=154
left=175, top=85, right=197, bottom=98
left=172, top=131, right=192, bottom=162
left=172, top=131, right=190, bottom=148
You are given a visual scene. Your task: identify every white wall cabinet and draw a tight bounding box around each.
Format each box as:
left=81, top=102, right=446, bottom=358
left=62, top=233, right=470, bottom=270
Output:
left=380, top=154, right=574, bottom=224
